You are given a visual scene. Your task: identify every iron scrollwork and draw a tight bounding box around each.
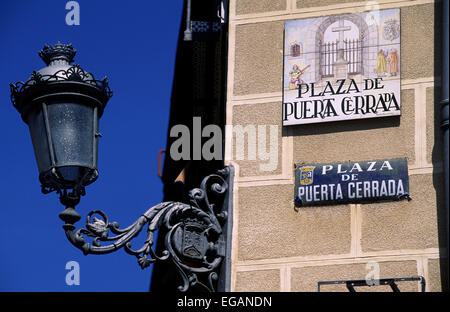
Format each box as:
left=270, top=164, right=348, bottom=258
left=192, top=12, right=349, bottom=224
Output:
left=59, top=167, right=230, bottom=292
left=9, top=64, right=113, bottom=108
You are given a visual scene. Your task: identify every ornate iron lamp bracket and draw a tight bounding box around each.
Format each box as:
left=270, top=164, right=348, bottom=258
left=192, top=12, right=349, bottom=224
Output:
left=59, top=167, right=232, bottom=292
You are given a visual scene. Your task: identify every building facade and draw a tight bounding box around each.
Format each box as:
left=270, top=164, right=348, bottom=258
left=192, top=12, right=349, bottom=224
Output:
left=224, top=0, right=446, bottom=292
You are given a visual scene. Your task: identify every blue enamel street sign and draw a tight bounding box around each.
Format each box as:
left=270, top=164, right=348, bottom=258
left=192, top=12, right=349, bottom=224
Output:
left=294, top=158, right=410, bottom=207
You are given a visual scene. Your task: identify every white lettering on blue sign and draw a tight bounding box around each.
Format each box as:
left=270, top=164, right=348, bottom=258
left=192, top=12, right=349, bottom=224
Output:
left=298, top=179, right=405, bottom=203
left=295, top=158, right=409, bottom=206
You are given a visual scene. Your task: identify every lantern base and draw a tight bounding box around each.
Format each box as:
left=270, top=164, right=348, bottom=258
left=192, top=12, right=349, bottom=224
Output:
left=39, top=166, right=98, bottom=195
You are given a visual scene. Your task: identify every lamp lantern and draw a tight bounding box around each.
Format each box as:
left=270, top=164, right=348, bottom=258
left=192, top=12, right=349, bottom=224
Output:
left=10, top=42, right=112, bottom=198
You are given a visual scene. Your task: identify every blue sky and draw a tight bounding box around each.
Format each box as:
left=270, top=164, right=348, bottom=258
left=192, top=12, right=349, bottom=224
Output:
left=0, top=0, right=182, bottom=291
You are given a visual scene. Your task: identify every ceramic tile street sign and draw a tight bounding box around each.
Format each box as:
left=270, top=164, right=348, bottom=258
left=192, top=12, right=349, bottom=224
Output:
left=294, top=158, right=410, bottom=207
left=283, top=9, right=401, bottom=126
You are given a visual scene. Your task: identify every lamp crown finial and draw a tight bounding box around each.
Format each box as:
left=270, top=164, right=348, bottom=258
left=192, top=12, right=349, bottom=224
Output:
left=38, top=42, right=76, bottom=65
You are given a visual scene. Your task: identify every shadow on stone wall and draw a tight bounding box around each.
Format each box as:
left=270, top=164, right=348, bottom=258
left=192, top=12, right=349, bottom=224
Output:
left=432, top=0, right=448, bottom=292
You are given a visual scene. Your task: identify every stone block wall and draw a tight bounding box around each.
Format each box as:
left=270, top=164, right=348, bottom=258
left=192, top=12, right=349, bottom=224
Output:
left=225, top=0, right=445, bottom=292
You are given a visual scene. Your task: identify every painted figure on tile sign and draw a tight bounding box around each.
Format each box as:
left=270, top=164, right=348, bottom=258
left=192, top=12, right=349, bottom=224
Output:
left=387, top=48, right=399, bottom=76
left=375, top=49, right=387, bottom=77
left=289, top=64, right=310, bottom=90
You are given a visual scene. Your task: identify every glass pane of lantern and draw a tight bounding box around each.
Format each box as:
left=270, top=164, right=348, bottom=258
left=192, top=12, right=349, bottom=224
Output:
left=27, top=108, right=51, bottom=174
left=57, top=166, right=92, bottom=184
left=47, top=102, right=95, bottom=185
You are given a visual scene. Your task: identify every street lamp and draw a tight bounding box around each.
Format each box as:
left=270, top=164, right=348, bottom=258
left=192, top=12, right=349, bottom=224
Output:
left=10, top=43, right=232, bottom=292
left=10, top=42, right=110, bottom=198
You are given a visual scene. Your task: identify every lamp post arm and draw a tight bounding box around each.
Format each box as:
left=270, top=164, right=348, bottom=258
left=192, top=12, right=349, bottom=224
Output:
left=58, top=167, right=231, bottom=292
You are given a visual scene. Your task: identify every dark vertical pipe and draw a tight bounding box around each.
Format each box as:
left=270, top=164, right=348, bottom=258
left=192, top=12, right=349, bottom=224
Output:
left=441, top=0, right=449, bottom=291
left=184, top=0, right=192, bottom=41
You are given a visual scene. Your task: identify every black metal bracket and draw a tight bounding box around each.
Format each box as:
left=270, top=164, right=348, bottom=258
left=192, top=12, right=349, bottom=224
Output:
left=317, top=275, right=426, bottom=292
left=58, top=166, right=233, bottom=292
